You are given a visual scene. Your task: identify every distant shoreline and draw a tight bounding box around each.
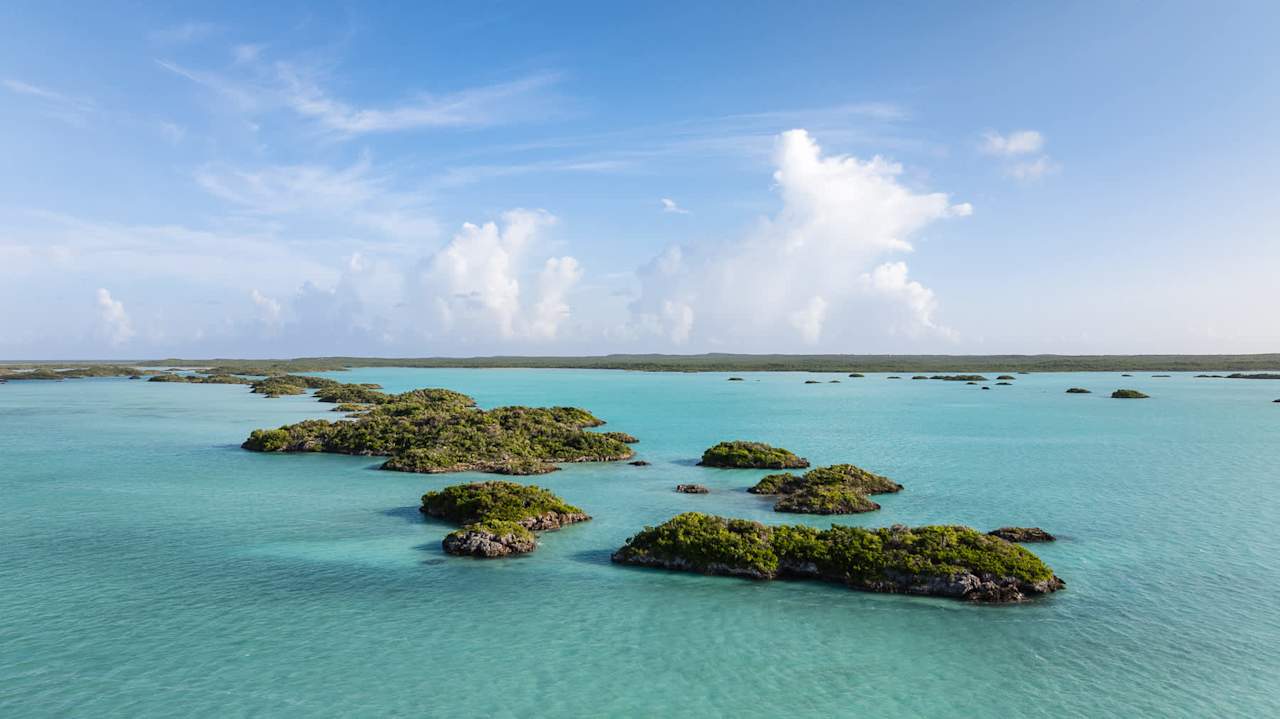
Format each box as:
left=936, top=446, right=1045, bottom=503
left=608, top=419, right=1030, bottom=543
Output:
left=3, top=353, right=1280, bottom=374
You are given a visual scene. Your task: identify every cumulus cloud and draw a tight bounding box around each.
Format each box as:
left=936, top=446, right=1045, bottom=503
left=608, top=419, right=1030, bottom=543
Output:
left=95, top=288, right=134, bottom=345
left=628, top=129, right=967, bottom=349
left=417, top=210, right=582, bottom=343
left=660, top=198, right=690, bottom=214
left=1007, top=155, right=1058, bottom=181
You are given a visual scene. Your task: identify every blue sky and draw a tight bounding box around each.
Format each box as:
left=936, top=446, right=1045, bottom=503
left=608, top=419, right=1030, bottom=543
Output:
left=2, top=1, right=1277, bottom=358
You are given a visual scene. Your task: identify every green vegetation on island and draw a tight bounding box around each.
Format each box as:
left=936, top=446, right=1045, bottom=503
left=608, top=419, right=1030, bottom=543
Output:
left=750, top=463, right=902, bottom=514
left=698, top=441, right=809, bottom=469
left=676, top=484, right=709, bottom=494
left=1111, top=389, right=1150, bottom=399
left=148, top=373, right=252, bottom=385
left=249, top=374, right=343, bottom=397
left=0, top=364, right=148, bottom=381
left=242, top=386, right=634, bottom=475
left=612, top=513, right=1064, bottom=602
left=1065, top=387, right=1092, bottom=394
left=420, top=481, right=590, bottom=557
left=119, top=352, right=1280, bottom=374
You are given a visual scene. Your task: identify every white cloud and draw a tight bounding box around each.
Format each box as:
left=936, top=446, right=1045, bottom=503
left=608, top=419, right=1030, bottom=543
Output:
left=250, top=289, right=282, bottom=327
left=1007, top=155, right=1058, bottom=181
left=661, top=198, right=691, bottom=214
left=95, top=288, right=134, bottom=345
left=981, top=129, right=1044, bottom=156
left=419, top=210, right=581, bottom=342
left=982, top=129, right=1057, bottom=181
left=628, top=129, right=966, bottom=349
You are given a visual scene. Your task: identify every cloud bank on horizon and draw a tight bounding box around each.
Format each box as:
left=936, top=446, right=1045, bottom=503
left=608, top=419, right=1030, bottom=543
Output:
left=2, top=3, right=1277, bottom=358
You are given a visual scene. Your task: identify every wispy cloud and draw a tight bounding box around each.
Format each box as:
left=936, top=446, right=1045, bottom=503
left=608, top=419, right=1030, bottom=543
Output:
left=981, top=129, right=1058, bottom=181
left=981, top=129, right=1043, bottom=156
left=158, top=49, right=563, bottom=136
left=3, top=78, right=95, bottom=124
left=660, top=198, right=690, bottom=214
left=150, top=21, right=219, bottom=45
left=277, top=65, right=562, bottom=135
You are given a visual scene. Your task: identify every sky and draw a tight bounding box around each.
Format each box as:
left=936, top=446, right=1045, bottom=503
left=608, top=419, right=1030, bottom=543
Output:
left=2, top=1, right=1278, bottom=359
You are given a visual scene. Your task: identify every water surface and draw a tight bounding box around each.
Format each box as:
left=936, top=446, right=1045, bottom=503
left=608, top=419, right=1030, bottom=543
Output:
left=2, top=370, right=1278, bottom=716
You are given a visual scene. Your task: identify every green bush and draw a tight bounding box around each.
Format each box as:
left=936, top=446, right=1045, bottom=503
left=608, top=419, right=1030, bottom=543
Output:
left=698, top=441, right=809, bottom=469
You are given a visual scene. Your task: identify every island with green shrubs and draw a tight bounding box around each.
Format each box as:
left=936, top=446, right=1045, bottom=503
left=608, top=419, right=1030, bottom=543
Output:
left=698, top=441, right=809, bottom=469
left=242, top=386, right=634, bottom=475
left=1065, top=387, right=1092, bottom=394
left=1111, top=389, right=1150, bottom=399
left=749, top=463, right=902, bottom=514
left=612, top=513, right=1064, bottom=602
left=148, top=373, right=253, bottom=385
left=420, top=481, right=590, bottom=557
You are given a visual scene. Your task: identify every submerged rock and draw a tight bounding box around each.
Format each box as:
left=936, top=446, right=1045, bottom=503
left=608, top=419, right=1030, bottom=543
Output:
left=996, top=382, right=1012, bottom=386
left=727, top=377, right=744, bottom=381
left=629, top=460, right=651, bottom=466
left=988, top=527, right=1057, bottom=542
left=804, top=380, right=821, bottom=384
left=675, top=484, right=709, bottom=494
left=613, top=514, right=1065, bottom=603
left=1111, top=389, right=1150, bottom=399
left=997, top=375, right=1016, bottom=380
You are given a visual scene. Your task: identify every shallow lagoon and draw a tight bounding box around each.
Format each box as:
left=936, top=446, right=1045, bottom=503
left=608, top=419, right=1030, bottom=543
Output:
left=2, top=369, right=1278, bottom=716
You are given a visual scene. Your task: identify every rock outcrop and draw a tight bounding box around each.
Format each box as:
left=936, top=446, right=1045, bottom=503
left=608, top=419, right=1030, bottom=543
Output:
left=675, top=484, right=709, bottom=494
left=988, top=527, right=1056, bottom=542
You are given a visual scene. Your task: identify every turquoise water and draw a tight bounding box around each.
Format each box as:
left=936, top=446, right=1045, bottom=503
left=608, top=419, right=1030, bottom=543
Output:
left=3, top=369, right=1279, bottom=717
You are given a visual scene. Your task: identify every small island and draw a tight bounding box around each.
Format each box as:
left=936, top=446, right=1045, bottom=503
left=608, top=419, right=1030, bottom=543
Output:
left=727, top=377, right=744, bottom=381
left=421, top=481, right=590, bottom=557
left=612, top=513, right=1065, bottom=602
left=698, top=441, right=809, bottom=469
left=988, top=527, right=1056, bottom=542
left=931, top=374, right=988, bottom=381
left=996, top=375, right=1016, bottom=380
left=750, top=463, right=901, bottom=514
left=1065, top=387, right=1092, bottom=394
left=675, top=484, right=709, bottom=494
left=848, top=373, right=864, bottom=378
left=1111, top=389, right=1150, bottom=399
left=243, top=386, right=635, bottom=474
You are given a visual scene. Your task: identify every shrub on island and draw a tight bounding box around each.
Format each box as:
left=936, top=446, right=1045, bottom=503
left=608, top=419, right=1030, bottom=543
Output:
left=749, top=463, right=900, bottom=514
left=421, top=481, right=590, bottom=557
left=242, top=387, right=634, bottom=474
left=1111, top=389, right=1149, bottom=399
left=698, top=441, right=809, bottom=469
left=313, top=383, right=386, bottom=404
left=600, top=431, right=638, bottom=443
left=148, top=373, right=252, bottom=385
left=612, top=513, right=1065, bottom=602
left=676, top=484, right=709, bottom=494
left=249, top=374, right=343, bottom=397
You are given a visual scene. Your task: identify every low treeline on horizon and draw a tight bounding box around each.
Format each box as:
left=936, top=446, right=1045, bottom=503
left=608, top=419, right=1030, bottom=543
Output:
left=3, top=353, right=1280, bottom=374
